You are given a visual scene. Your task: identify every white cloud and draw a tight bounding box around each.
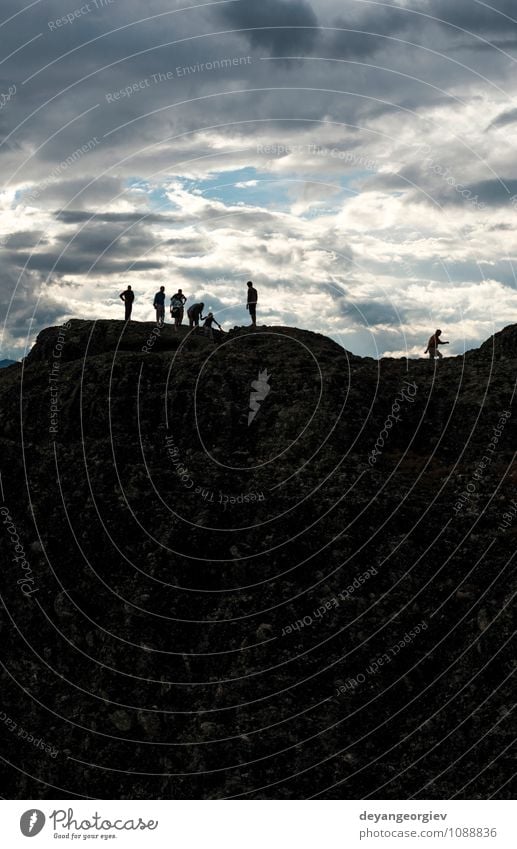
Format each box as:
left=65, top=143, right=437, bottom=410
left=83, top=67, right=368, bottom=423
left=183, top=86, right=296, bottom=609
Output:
left=2, top=0, right=517, bottom=360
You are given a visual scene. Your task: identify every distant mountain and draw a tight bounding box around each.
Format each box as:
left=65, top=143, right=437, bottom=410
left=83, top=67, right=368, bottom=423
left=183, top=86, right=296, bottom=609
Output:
left=0, top=359, right=17, bottom=368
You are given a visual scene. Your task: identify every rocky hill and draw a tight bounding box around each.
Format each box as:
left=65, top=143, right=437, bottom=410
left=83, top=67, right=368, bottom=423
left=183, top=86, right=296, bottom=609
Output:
left=0, top=319, right=515, bottom=799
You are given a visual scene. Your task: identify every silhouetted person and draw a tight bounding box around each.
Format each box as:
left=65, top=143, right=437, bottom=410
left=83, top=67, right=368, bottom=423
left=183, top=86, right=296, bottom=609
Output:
left=202, top=311, right=222, bottom=340
left=153, top=286, right=166, bottom=326
left=170, top=289, right=187, bottom=331
left=187, top=302, right=205, bottom=327
left=120, top=285, right=134, bottom=320
left=246, top=280, right=258, bottom=326
left=425, top=329, right=449, bottom=360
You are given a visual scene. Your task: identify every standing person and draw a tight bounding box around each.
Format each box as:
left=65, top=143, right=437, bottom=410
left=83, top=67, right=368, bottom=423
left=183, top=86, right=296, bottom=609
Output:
left=187, top=302, right=205, bottom=327
left=153, top=286, right=166, bottom=327
left=120, top=285, right=134, bottom=321
left=170, top=289, right=187, bottom=331
left=246, top=280, right=258, bottom=327
left=424, top=329, right=449, bottom=360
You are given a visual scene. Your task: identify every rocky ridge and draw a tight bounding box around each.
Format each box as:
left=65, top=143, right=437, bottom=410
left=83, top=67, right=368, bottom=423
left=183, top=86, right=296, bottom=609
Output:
left=0, top=319, right=515, bottom=799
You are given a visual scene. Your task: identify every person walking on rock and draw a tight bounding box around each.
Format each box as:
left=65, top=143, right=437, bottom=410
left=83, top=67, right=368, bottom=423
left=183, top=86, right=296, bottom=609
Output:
left=246, top=280, right=258, bottom=327
left=170, top=289, right=187, bottom=331
left=187, top=302, right=205, bottom=327
left=153, top=286, right=166, bottom=327
left=120, top=285, right=134, bottom=321
left=425, top=329, right=449, bottom=360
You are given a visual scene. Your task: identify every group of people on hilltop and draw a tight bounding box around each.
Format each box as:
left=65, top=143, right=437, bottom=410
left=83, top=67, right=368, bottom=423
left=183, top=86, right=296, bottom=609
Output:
left=119, top=280, right=258, bottom=334
left=119, top=282, right=449, bottom=359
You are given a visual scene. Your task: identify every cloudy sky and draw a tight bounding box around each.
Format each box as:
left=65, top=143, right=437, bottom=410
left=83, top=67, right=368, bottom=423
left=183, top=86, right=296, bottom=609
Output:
left=2, top=0, right=517, bottom=359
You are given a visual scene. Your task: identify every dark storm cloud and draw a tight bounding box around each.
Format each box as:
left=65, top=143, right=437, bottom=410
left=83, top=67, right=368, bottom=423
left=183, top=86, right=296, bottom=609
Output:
left=53, top=221, right=163, bottom=256
left=414, top=0, right=517, bottom=33
left=5, top=217, right=165, bottom=274
left=0, top=0, right=260, bottom=169
left=454, top=37, right=517, bottom=52
left=3, top=214, right=166, bottom=285
left=3, top=231, right=48, bottom=249
left=0, top=0, right=516, bottom=362
left=320, top=0, right=517, bottom=74
left=486, top=107, right=517, bottom=130
left=1, top=295, right=72, bottom=359
left=24, top=177, right=126, bottom=210
left=355, top=168, right=421, bottom=195
left=461, top=179, right=517, bottom=206
left=55, top=210, right=177, bottom=224
left=216, top=0, right=320, bottom=55
left=0, top=262, right=67, bottom=337
left=328, top=4, right=417, bottom=60
left=336, top=299, right=405, bottom=326
left=5, top=301, right=67, bottom=337
left=0, top=0, right=505, bottom=185
left=165, top=235, right=212, bottom=255
left=5, top=248, right=162, bottom=275
left=55, top=217, right=209, bottom=260
left=358, top=164, right=517, bottom=211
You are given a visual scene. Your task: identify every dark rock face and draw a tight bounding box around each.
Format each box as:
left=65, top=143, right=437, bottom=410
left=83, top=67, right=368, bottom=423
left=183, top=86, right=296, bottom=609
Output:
left=0, top=320, right=515, bottom=799
left=476, top=322, right=517, bottom=359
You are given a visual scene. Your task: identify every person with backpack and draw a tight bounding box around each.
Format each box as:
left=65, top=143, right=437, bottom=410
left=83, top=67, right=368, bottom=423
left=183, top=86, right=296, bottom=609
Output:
left=170, top=289, right=187, bottom=331
left=187, top=302, right=205, bottom=327
left=120, top=285, right=134, bottom=321
left=424, top=329, right=449, bottom=360
left=153, top=286, right=166, bottom=326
